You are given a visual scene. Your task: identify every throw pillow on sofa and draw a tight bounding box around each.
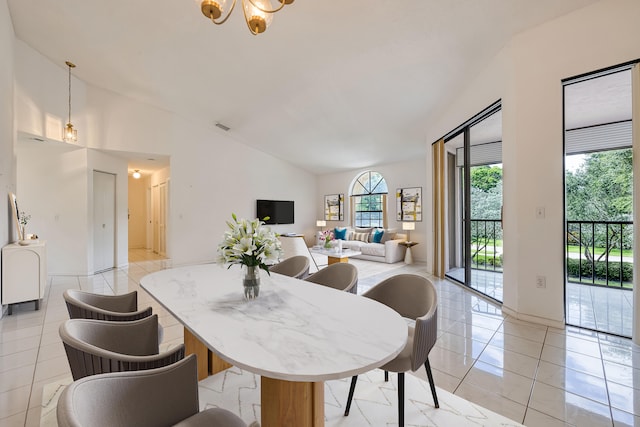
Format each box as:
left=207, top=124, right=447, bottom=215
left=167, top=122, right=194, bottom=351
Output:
left=381, top=229, right=397, bottom=243
left=334, top=227, right=347, bottom=240
left=353, top=232, right=370, bottom=242
left=371, top=229, right=384, bottom=243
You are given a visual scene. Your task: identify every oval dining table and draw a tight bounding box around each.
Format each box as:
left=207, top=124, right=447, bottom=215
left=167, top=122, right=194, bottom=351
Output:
left=140, top=263, right=407, bottom=427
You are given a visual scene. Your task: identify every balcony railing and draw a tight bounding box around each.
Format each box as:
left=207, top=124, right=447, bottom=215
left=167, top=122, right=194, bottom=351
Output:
left=471, top=219, right=503, bottom=272
left=566, top=220, right=633, bottom=289
left=469, top=219, right=634, bottom=290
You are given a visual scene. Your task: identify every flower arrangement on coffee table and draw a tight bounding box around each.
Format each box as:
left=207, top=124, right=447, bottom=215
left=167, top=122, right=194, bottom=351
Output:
left=319, top=229, right=334, bottom=249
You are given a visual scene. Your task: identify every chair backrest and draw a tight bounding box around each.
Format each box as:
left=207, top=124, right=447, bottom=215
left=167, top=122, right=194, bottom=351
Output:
left=269, top=255, right=310, bottom=279
left=64, top=289, right=152, bottom=321
left=60, top=315, right=185, bottom=380
left=57, top=354, right=201, bottom=427
left=304, top=263, right=358, bottom=294
left=363, top=274, right=438, bottom=371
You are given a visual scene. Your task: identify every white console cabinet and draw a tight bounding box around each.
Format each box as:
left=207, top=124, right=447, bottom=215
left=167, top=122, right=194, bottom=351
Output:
left=1, top=241, right=47, bottom=315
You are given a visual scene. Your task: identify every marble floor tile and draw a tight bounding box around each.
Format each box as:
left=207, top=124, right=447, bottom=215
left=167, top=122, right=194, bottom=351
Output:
left=607, top=381, right=640, bottom=416
left=535, top=360, right=608, bottom=405
left=476, top=344, right=540, bottom=379
left=522, top=408, right=572, bottom=427
left=461, top=360, right=534, bottom=406
left=540, top=344, right=605, bottom=378
left=500, top=318, right=548, bottom=343
left=454, top=381, right=527, bottom=423
left=611, top=407, right=640, bottom=427
left=604, top=360, right=640, bottom=389
left=529, top=381, right=612, bottom=427
left=0, top=384, right=30, bottom=419
left=489, top=331, right=544, bottom=358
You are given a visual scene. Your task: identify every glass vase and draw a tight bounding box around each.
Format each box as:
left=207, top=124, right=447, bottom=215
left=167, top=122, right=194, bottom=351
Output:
left=243, top=265, right=261, bottom=300
left=324, top=239, right=332, bottom=249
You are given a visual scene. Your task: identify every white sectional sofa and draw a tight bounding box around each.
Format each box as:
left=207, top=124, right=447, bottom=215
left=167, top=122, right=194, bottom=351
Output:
left=332, top=227, right=407, bottom=264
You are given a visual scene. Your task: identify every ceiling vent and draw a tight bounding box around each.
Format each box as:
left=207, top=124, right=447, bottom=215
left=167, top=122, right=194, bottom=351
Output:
left=215, top=122, right=230, bottom=131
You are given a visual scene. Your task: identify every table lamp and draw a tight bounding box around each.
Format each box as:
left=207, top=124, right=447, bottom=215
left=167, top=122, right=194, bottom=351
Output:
left=402, top=222, right=415, bottom=242
left=316, top=220, right=327, bottom=247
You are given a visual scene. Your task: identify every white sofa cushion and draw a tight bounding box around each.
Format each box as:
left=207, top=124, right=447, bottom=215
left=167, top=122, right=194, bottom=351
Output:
left=342, top=240, right=365, bottom=251
left=360, top=243, right=385, bottom=257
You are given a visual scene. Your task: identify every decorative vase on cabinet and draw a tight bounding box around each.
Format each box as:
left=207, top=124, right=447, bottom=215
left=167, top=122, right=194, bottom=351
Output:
left=1, top=241, right=47, bottom=315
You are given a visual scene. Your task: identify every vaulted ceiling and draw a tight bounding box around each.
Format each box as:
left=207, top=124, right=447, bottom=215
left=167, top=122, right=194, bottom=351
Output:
left=8, top=0, right=599, bottom=174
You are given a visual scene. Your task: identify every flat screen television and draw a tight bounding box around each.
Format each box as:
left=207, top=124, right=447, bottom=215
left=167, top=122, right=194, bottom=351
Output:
left=256, top=199, right=294, bottom=225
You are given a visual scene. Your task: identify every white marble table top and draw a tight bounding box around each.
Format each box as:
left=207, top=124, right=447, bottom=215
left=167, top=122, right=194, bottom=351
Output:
left=140, top=263, right=407, bottom=382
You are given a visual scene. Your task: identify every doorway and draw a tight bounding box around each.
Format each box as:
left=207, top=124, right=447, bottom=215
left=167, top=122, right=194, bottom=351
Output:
left=93, top=170, right=116, bottom=273
left=563, top=66, right=634, bottom=337
left=151, top=181, right=168, bottom=256
left=444, top=103, right=503, bottom=302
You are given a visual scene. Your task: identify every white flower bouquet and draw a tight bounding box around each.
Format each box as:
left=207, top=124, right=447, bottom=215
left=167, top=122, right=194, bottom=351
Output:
left=217, top=213, right=283, bottom=273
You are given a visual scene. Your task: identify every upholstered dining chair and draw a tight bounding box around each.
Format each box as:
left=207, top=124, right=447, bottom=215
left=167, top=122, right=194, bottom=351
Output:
left=344, top=274, right=439, bottom=426
left=60, top=314, right=185, bottom=380
left=269, top=255, right=310, bottom=279
left=63, top=289, right=153, bottom=321
left=57, top=354, right=254, bottom=427
left=304, top=262, right=358, bottom=294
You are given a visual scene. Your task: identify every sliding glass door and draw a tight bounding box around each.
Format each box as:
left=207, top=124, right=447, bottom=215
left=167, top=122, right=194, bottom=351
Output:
left=563, top=65, right=634, bottom=337
left=444, top=104, right=503, bottom=302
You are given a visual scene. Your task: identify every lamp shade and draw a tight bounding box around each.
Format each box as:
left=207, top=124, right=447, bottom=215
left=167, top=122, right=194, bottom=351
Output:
left=402, top=222, right=415, bottom=231
left=316, top=220, right=326, bottom=227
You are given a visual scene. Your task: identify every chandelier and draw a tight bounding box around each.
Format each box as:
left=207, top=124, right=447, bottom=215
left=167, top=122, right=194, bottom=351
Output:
left=200, top=0, right=295, bottom=35
left=63, top=61, right=77, bottom=142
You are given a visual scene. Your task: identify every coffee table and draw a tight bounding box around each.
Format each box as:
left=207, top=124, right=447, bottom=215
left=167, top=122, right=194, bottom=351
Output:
left=310, top=247, right=362, bottom=265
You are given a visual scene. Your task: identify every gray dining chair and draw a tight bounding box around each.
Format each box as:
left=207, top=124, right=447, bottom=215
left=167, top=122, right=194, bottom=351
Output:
left=304, top=262, right=358, bottom=294
left=57, top=354, right=253, bottom=427
left=60, top=315, right=185, bottom=380
left=344, top=274, right=439, bottom=426
left=269, top=255, right=310, bottom=279
left=64, top=289, right=153, bottom=321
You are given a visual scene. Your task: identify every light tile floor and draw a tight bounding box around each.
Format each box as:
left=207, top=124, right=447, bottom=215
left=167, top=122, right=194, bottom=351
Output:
left=447, top=267, right=635, bottom=338
left=1, top=250, right=639, bottom=426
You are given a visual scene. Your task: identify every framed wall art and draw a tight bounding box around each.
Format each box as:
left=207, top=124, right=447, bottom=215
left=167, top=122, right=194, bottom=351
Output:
left=324, top=193, right=344, bottom=221
left=396, top=187, right=422, bottom=221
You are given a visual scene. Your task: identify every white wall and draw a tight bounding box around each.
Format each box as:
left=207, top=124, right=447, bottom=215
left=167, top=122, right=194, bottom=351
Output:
left=316, top=158, right=428, bottom=263
left=0, top=0, right=15, bottom=318
left=16, top=141, right=88, bottom=275
left=423, top=0, right=640, bottom=326
left=13, top=40, right=317, bottom=274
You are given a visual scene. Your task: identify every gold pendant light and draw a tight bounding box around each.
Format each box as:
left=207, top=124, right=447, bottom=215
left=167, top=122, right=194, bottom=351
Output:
left=200, top=0, right=294, bottom=35
left=63, top=61, right=78, bottom=143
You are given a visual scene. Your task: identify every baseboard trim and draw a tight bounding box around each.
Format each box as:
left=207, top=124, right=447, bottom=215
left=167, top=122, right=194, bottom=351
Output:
left=502, top=305, right=565, bottom=329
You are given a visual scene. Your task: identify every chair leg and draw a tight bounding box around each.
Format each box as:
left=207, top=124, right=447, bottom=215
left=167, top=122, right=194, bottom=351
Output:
left=384, top=370, right=389, bottom=382
left=344, top=375, right=358, bottom=416
left=424, top=358, right=439, bottom=408
left=398, top=372, right=404, bottom=427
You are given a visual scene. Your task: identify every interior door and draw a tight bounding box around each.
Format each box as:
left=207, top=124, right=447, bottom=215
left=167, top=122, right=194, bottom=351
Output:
left=158, top=181, right=167, bottom=256
left=93, top=171, right=116, bottom=273
left=152, top=184, right=159, bottom=254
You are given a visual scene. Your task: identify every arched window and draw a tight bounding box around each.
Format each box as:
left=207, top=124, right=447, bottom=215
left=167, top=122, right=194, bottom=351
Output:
left=350, top=171, right=388, bottom=228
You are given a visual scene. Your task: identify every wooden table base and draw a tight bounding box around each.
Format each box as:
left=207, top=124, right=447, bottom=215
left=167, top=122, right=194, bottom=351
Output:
left=327, top=255, right=349, bottom=265
left=184, top=327, right=232, bottom=380
left=261, top=377, right=324, bottom=427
